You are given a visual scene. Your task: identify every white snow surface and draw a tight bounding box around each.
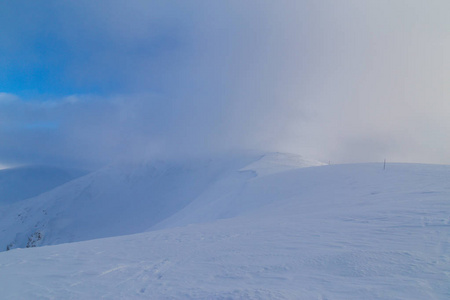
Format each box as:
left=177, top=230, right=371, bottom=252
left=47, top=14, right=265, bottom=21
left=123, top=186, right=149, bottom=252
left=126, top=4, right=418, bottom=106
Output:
left=0, top=155, right=449, bottom=299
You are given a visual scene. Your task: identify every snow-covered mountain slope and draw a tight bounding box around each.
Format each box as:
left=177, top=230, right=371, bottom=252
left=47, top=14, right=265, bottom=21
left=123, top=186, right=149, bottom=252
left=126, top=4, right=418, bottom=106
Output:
left=151, top=153, right=325, bottom=230
left=0, top=165, right=86, bottom=206
left=0, top=153, right=321, bottom=251
left=0, top=162, right=449, bottom=299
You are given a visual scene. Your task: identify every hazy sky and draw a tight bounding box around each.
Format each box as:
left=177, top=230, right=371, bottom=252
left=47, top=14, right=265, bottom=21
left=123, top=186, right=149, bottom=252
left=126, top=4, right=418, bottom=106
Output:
left=1, top=1, right=449, bottom=168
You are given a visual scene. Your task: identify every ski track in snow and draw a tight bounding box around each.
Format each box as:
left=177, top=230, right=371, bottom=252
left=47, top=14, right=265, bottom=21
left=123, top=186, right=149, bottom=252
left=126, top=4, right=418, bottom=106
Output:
left=0, top=156, right=449, bottom=299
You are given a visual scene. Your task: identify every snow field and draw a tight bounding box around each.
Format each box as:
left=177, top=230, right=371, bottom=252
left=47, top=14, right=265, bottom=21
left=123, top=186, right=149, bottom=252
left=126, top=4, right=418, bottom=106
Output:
left=0, top=160, right=449, bottom=299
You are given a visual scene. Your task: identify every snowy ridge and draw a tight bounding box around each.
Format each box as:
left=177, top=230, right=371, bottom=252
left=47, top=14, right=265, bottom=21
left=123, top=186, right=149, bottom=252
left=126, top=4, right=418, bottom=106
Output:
left=151, top=153, right=322, bottom=230
left=239, top=152, right=324, bottom=177
left=0, top=153, right=318, bottom=251
left=0, top=162, right=449, bottom=299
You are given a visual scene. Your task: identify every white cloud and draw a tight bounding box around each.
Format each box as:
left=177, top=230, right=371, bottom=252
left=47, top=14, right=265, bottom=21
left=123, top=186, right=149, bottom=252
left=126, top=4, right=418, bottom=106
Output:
left=1, top=1, right=450, bottom=167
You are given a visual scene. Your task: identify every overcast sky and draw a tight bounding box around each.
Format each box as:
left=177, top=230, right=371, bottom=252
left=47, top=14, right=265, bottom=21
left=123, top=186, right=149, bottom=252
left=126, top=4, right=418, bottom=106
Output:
left=1, top=1, right=449, bottom=169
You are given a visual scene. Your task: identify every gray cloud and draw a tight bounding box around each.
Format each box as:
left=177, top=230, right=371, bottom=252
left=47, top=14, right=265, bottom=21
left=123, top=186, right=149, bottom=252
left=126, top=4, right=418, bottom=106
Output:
left=0, top=1, right=449, bottom=168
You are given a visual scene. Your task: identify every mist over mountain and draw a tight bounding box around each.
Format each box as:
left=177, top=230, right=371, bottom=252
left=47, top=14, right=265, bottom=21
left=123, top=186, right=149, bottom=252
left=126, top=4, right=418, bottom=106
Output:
left=0, top=165, right=86, bottom=206
left=1, top=1, right=449, bottom=298
left=1, top=1, right=449, bottom=169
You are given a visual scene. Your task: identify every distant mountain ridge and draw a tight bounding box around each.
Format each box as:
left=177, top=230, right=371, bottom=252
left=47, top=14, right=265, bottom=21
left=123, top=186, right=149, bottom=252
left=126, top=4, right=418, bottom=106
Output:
left=0, top=165, right=87, bottom=206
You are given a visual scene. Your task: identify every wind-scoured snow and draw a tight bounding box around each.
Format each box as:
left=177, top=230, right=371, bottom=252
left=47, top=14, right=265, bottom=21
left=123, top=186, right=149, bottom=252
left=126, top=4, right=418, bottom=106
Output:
left=0, top=160, right=449, bottom=299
